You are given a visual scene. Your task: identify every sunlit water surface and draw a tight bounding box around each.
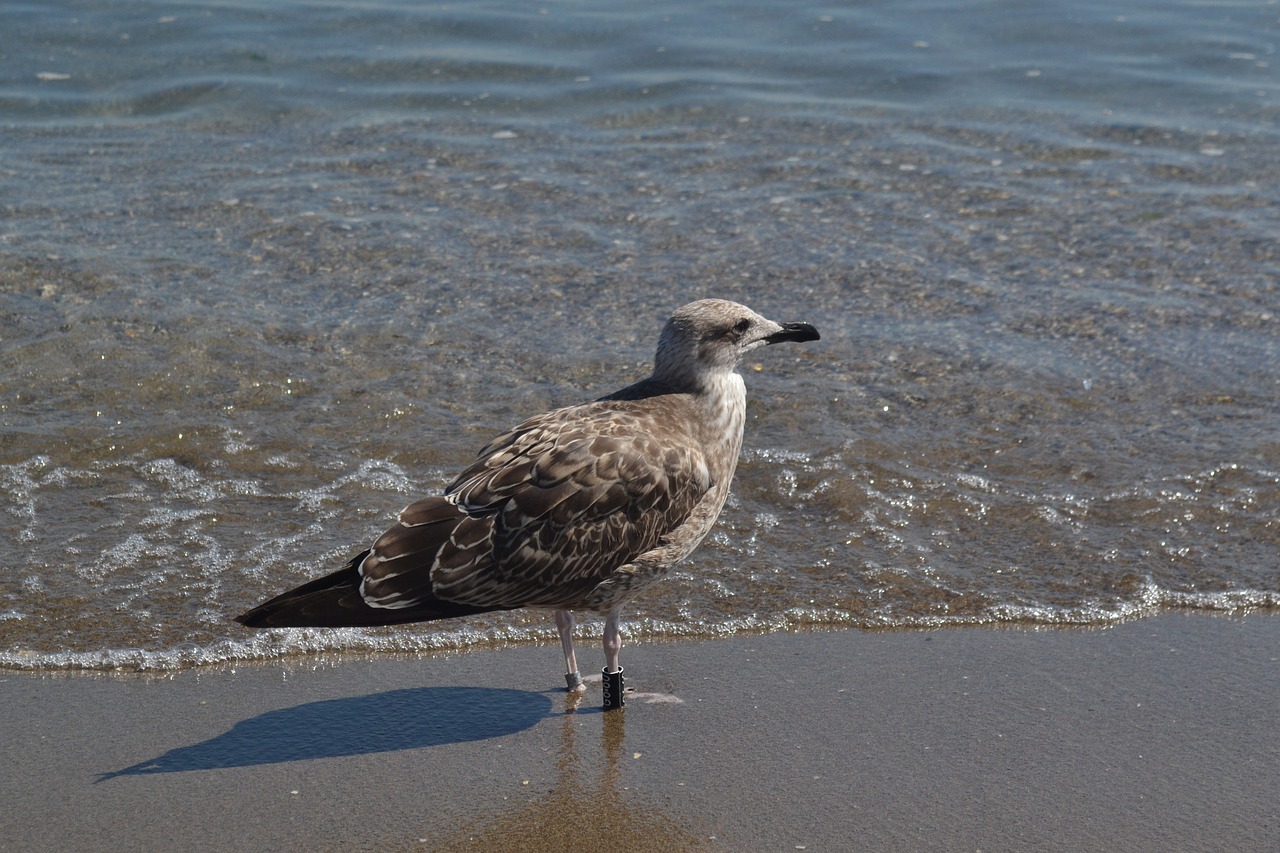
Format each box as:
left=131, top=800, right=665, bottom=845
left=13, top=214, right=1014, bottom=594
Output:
left=1, top=0, right=1277, bottom=669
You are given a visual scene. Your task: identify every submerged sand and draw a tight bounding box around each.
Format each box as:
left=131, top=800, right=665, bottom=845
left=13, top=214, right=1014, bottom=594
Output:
left=2, top=613, right=1276, bottom=852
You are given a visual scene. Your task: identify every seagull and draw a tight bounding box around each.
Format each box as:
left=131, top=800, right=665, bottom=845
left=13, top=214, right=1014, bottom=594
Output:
left=235, top=299, right=819, bottom=709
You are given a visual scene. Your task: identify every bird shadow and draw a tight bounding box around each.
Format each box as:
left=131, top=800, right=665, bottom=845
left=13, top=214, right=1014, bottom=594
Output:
left=98, top=685, right=553, bottom=782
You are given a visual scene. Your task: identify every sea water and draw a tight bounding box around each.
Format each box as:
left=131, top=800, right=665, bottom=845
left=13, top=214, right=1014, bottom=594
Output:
left=1, top=0, right=1277, bottom=670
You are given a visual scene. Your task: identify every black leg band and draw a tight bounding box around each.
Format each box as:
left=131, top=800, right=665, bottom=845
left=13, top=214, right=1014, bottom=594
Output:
left=602, top=667, right=625, bottom=710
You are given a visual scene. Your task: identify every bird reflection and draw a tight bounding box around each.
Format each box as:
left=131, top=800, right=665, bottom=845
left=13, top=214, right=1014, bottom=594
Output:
left=430, top=692, right=713, bottom=852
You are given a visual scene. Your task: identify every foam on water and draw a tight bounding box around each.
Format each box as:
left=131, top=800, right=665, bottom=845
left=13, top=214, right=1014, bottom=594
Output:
left=7, top=440, right=1275, bottom=673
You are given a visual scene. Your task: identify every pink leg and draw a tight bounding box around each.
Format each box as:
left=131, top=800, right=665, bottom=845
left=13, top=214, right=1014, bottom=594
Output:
left=602, top=608, right=623, bottom=674
left=601, top=608, right=625, bottom=710
left=555, top=610, right=584, bottom=691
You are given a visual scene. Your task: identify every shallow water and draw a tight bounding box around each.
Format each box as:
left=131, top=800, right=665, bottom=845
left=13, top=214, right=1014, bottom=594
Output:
left=1, top=0, right=1277, bottom=670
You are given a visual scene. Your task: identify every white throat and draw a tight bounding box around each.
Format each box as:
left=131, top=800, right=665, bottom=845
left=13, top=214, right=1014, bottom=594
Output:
left=701, top=369, right=747, bottom=463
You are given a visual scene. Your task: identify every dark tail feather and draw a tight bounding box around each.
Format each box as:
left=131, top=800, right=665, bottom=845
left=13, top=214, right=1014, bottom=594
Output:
left=234, top=550, right=511, bottom=629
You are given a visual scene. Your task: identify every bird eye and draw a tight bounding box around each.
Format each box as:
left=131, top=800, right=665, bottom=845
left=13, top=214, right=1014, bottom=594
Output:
left=732, top=318, right=751, bottom=335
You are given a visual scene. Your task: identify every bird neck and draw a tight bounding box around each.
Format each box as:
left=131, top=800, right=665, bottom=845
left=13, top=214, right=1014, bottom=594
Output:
left=611, top=365, right=746, bottom=462
left=697, top=369, right=747, bottom=464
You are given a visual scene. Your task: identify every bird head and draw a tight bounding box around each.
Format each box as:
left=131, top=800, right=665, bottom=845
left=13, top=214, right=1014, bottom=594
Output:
left=653, top=299, right=820, bottom=390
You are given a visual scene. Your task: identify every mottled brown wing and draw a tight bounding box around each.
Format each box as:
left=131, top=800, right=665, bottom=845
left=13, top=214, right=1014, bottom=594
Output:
left=430, top=404, right=712, bottom=608
left=355, top=496, right=470, bottom=611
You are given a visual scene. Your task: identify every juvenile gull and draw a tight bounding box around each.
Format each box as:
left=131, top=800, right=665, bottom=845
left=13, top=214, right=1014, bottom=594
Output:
left=235, top=299, right=819, bottom=709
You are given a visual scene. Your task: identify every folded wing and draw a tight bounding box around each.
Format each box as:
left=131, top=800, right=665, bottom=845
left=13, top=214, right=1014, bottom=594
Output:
left=357, top=402, right=713, bottom=613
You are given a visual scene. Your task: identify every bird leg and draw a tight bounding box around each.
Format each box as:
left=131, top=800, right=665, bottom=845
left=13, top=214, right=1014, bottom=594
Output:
left=555, top=609, right=584, bottom=692
left=602, top=608, right=625, bottom=710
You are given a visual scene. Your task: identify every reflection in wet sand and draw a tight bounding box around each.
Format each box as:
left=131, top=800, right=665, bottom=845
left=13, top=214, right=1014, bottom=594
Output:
left=432, top=692, right=714, bottom=852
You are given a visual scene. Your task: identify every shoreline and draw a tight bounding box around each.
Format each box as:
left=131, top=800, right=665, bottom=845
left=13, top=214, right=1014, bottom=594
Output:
left=2, top=612, right=1276, bottom=851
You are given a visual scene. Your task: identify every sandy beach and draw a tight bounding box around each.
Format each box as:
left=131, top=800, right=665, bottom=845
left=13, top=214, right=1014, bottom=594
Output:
left=1, top=612, right=1275, bottom=851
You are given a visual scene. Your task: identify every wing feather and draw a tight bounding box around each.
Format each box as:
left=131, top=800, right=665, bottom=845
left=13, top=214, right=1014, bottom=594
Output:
left=354, top=399, right=712, bottom=612
left=436, top=402, right=711, bottom=607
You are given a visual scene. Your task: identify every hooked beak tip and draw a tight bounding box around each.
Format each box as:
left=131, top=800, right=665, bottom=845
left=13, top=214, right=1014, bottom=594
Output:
left=765, top=322, right=820, bottom=344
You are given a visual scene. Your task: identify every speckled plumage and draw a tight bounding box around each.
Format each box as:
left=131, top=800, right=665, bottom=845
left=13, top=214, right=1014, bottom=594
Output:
left=236, top=299, right=819, bottom=692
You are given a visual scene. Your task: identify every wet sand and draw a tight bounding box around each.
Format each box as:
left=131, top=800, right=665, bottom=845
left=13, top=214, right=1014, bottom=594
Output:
left=2, top=612, right=1276, bottom=852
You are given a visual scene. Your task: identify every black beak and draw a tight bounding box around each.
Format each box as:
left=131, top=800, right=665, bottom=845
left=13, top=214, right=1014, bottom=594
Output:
left=764, top=322, right=820, bottom=344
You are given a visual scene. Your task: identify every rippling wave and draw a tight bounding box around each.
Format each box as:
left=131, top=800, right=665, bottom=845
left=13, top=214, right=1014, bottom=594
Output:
left=2, top=439, right=1275, bottom=671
